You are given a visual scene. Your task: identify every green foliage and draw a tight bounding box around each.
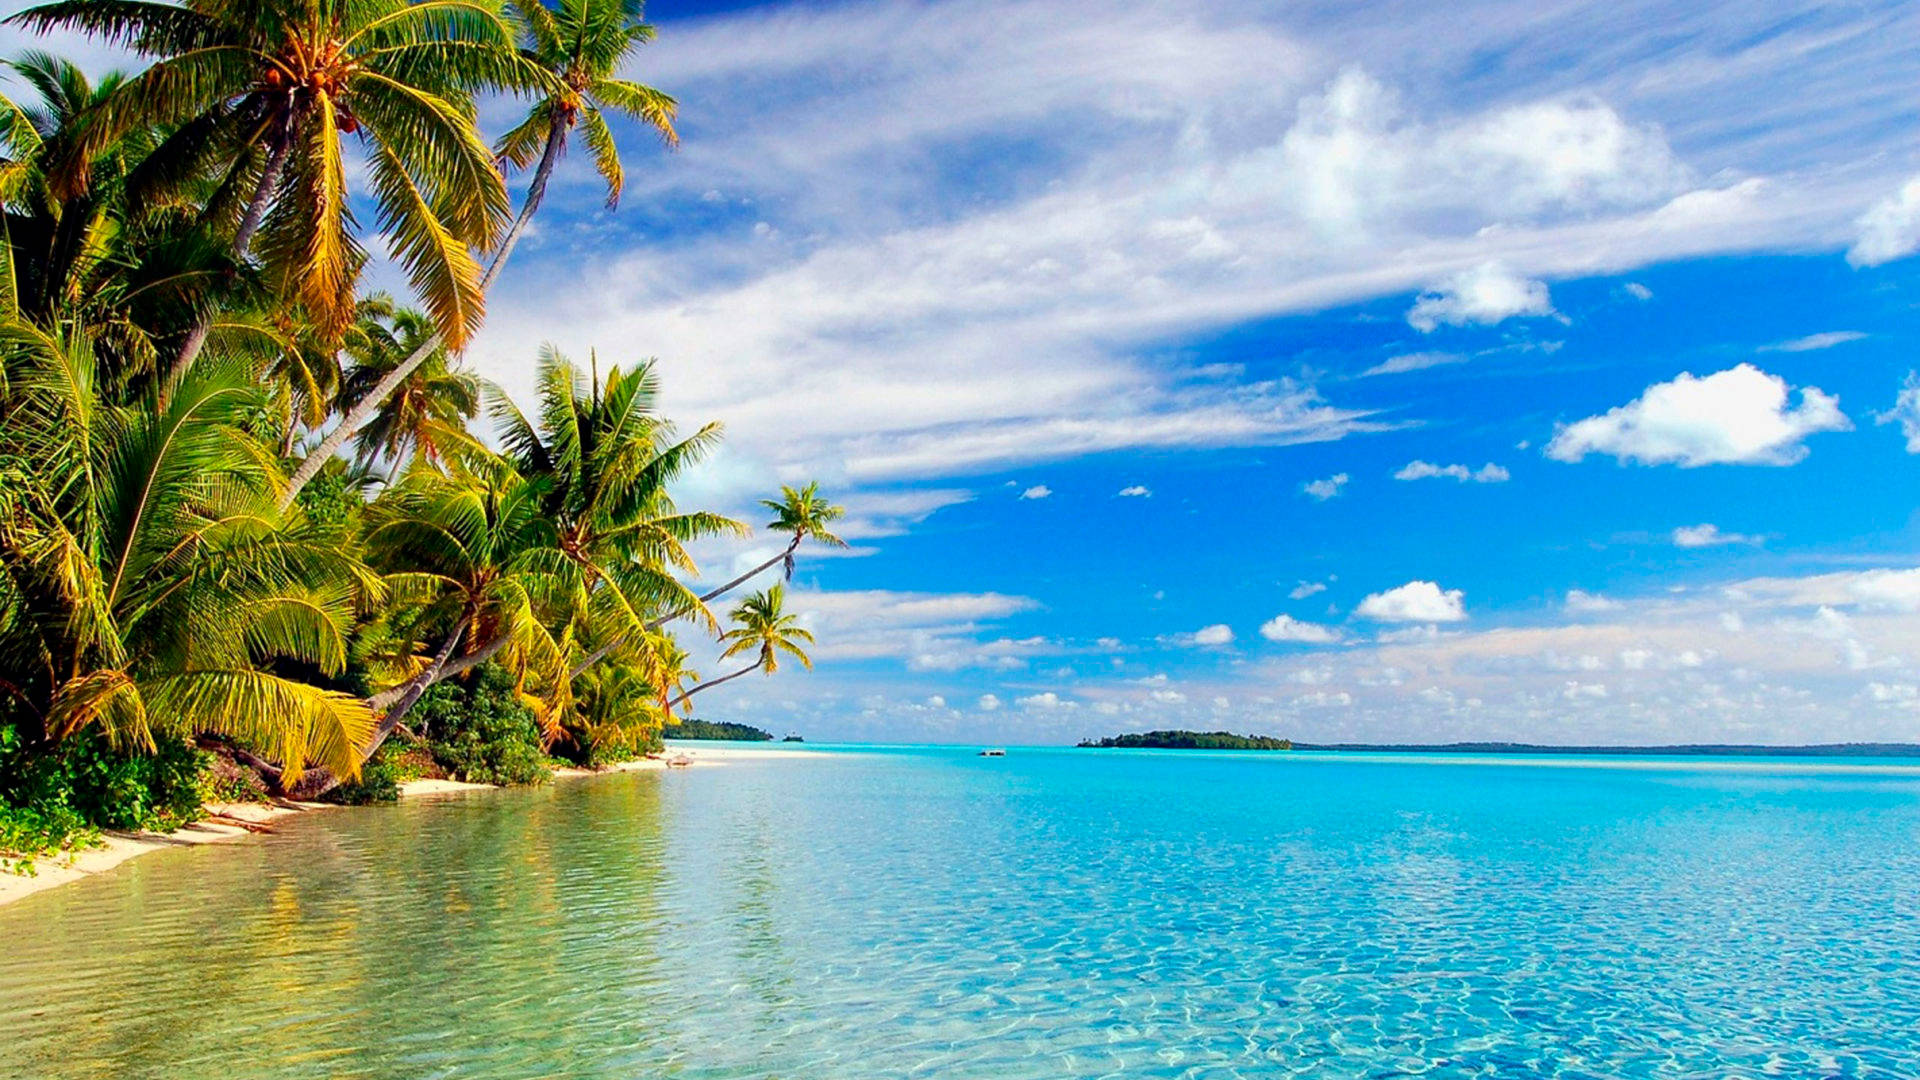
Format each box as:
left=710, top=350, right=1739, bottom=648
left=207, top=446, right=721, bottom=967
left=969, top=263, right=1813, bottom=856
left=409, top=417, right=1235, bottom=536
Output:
left=198, top=754, right=268, bottom=805
left=0, top=725, right=212, bottom=871
left=669, top=719, right=774, bottom=742
left=417, top=664, right=552, bottom=787
left=1078, top=730, right=1295, bottom=751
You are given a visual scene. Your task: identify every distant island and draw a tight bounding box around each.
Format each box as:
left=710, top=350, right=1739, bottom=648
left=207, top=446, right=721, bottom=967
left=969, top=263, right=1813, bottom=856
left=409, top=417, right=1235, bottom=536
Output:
left=1075, top=733, right=1920, bottom=758
left=668, top=720, right=776, bottom=742
left=1079, top=730, right=1294, bottom=750
left=1291, top=742, right=1920, bottom=758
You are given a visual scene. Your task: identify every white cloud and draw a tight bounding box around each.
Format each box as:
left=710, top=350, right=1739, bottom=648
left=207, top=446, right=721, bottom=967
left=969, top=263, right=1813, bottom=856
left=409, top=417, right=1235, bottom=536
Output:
left=1361, top=352, right=1468, bottom=377
left=1622, top=282, right=1654, bottom=301
left=1848, top=176, right=1920, bottom=267
left=1672, top=523, right=1761, bottom=548
left=1116, top=485, right=1152, bottom=497
left=1565, top=589, right=1621, bottom=614
left=1394, top=460, right=1510, bottom=483
left=1406, top=263, right=1555, bottom=332
left=1303, top=473, right=1349, bottom=500
left=1193, top=624, right=1234, bottom=646
left=1016, top=692, right=1073, bottom=710
left=1849, top=568, right=1920, bottom=612
left=1164, top=624, right=1236, bottom=648
left=1876, top=372, right=1920, bottom=453
left=1289, top=581, right=1329, bottom=600
left=1019, top=485, right=1052, bottom=500
left=1260, top=614, right=1342, bottom=643
left=1760, top=331, right=1867, bottom=353
left=977, top=694, right=1002, bottom=711
left=1356, top=581, right=1468, bottom=623
left=1546, top=364, right=1850, bottom=467
left=459, top=0, right=1903, bottom=495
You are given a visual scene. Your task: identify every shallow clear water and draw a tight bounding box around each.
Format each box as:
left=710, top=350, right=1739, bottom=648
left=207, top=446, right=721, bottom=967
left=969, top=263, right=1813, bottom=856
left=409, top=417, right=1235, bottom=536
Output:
left=5, top=745, right=1920, bottom=1078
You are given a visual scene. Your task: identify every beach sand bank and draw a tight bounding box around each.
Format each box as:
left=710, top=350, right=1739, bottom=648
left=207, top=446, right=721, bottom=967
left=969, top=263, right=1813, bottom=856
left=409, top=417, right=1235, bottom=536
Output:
left=2, top=743, right=828, bottom=907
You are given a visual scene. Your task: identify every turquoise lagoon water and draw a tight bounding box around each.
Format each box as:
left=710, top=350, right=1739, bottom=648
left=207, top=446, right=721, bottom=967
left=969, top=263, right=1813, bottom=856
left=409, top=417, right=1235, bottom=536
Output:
left=4, top=744, right=1920, bottom=1078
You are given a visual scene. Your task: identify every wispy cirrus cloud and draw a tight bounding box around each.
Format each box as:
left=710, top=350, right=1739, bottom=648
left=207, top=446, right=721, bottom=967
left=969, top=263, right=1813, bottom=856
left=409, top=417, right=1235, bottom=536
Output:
left=464, top=0, right=1920, bottom=493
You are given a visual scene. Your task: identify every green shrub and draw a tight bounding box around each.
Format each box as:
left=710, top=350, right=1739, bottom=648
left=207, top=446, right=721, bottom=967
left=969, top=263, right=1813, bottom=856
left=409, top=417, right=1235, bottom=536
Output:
left=325, top=743, right=403, bottom=805
left=416, top=664, right=552, bottom=786
left=0, top=725, right=212, bottom=872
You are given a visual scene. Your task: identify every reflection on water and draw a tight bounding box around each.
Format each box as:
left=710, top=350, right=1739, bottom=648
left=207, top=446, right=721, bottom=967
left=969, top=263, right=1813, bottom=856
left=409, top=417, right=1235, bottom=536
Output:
left=4, top=748, right=1920, bottom=1078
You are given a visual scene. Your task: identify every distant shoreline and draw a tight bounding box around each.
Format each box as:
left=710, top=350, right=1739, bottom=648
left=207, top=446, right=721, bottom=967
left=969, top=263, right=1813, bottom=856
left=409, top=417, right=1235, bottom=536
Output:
left=1076, top=730, right=1920, bottom=757
left=1288, top=742, right=1920, bottom=757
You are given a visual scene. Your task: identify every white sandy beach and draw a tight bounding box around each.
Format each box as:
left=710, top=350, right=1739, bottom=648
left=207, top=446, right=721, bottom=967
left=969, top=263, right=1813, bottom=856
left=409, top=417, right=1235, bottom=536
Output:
left=1, top=743, right=829, bottom=908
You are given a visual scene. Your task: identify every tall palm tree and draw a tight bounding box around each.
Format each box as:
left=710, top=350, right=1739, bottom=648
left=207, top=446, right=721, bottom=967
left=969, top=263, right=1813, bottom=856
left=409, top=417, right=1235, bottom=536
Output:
left=666, top=585, right=813, bottom=710
left=10, top=0, right=537, bottom=383
left=282, top=0, right=677, bottom=507
left=0, top=315, right=376, bottom=784
left=340, top=306, right=481, bottom=479
left=486, top=347, right=747, bottom=679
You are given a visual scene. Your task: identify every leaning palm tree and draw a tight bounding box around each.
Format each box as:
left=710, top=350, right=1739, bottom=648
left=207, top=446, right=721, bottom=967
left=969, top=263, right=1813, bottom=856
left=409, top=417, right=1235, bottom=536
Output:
left=0, top=316, right=376, bottom=786
left=280, top=0, right=676, bottom=506
left=340, top=306, right=481, bottom=479
left=359, top=460, right=586, bottom=753
left=9, top=0, right=537, bottom=383
left=666, top=585, right=813, bottom=710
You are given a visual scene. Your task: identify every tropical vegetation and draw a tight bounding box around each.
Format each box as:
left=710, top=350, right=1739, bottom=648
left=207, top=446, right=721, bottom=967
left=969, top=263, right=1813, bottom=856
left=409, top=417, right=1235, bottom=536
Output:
left=0, top=0, right=838, bottom=871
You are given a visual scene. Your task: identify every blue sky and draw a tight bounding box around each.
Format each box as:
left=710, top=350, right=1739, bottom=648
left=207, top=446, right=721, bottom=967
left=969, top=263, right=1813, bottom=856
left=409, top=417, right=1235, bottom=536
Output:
left=8, top=0, right=1920, bottom=744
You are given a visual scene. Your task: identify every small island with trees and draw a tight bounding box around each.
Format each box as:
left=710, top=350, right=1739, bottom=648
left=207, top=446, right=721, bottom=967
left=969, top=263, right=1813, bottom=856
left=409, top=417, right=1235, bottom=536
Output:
left=1079, top=730, right=1294, bottom=751
left=668, top=720, right=779, bottom=742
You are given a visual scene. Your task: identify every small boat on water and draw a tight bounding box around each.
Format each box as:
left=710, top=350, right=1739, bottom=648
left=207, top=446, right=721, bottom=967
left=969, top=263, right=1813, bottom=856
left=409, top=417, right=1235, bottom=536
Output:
left=979, top=748, right=1006, bottom=757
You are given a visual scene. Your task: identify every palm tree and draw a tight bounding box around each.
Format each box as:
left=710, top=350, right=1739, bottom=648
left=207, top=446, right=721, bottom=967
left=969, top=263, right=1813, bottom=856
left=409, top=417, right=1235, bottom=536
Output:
left=0, top=316, right=376, bottom=785
left=340, top=306, right=481, bottom=480
left=281, top=0, right=677, bottom=507
left=666, top=585, right=813, bottom=710
left=10, top=0, right=537, bottom=383
left=359, top=460, right=586, bottom=753
left=702, top=482, right=847, bottom=603
left=485, top=347, right=748, bottom=679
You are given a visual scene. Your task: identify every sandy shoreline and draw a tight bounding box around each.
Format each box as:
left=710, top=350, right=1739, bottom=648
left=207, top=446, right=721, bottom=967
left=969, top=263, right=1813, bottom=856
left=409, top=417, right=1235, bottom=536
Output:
left=1, top=743, right=824, bottom=908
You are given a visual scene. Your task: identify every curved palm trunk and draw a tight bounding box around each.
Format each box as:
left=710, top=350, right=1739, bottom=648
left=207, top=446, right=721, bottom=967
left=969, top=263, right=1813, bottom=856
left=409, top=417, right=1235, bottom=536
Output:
left=665, top=661, right=757, bottom=711
left=568, top=535, right=800, bottom=681
left=165, top=126, right=293, bottom=393
left=364, top=614, right=471, bottom=745
left=281, top=113, right=570, bottom=508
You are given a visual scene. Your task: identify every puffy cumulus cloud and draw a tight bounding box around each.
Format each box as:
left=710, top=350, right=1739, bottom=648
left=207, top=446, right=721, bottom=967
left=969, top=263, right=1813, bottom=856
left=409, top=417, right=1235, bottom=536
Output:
left=1875, top=373, right=1920, bottom=453
left=1407, top=262, right=1557, bottom=332
left=1016, top=692, right=1074, bottom=710
left=1260, top=614, right=1342, bottom=643
left=1193, top=624, right=1234, bottom=646
left=1545, top=364, right=1850, bottom=467
left=1848, top=177, right=1920, bottom=267
left=1672, top=523, right=1761, bottom=548
left=1289, top=581, right=1329, bottom=600
left=1848, top=568, right=1920, bottom=612
left=1356, top=581, right=1468, bottom=623
left=1394, top=460, right=1510, bottom=483
left=1303, top=473, right=1349, bottom=500
left=1565, top=589, right=1621, bottom=614
left=977, top=694, right=1002, bottom=711
left=1019, top=485, right=1052, bottom=500
left=1163, top=624, right=1236, bottom=648
left=1116, top=485, right=1151, bottom=497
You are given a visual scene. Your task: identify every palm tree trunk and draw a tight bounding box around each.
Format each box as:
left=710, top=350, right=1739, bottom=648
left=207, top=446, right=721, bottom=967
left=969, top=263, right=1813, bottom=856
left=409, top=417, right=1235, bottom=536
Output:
left=363, top=615, right=471, bottom=748
left=665, top=662, right=758, bottom=711
left=567, top=535, right=800, bottom=680
left=165, top=125, right=293, bottom=393
left=281, top=112, right=570, bottom=509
